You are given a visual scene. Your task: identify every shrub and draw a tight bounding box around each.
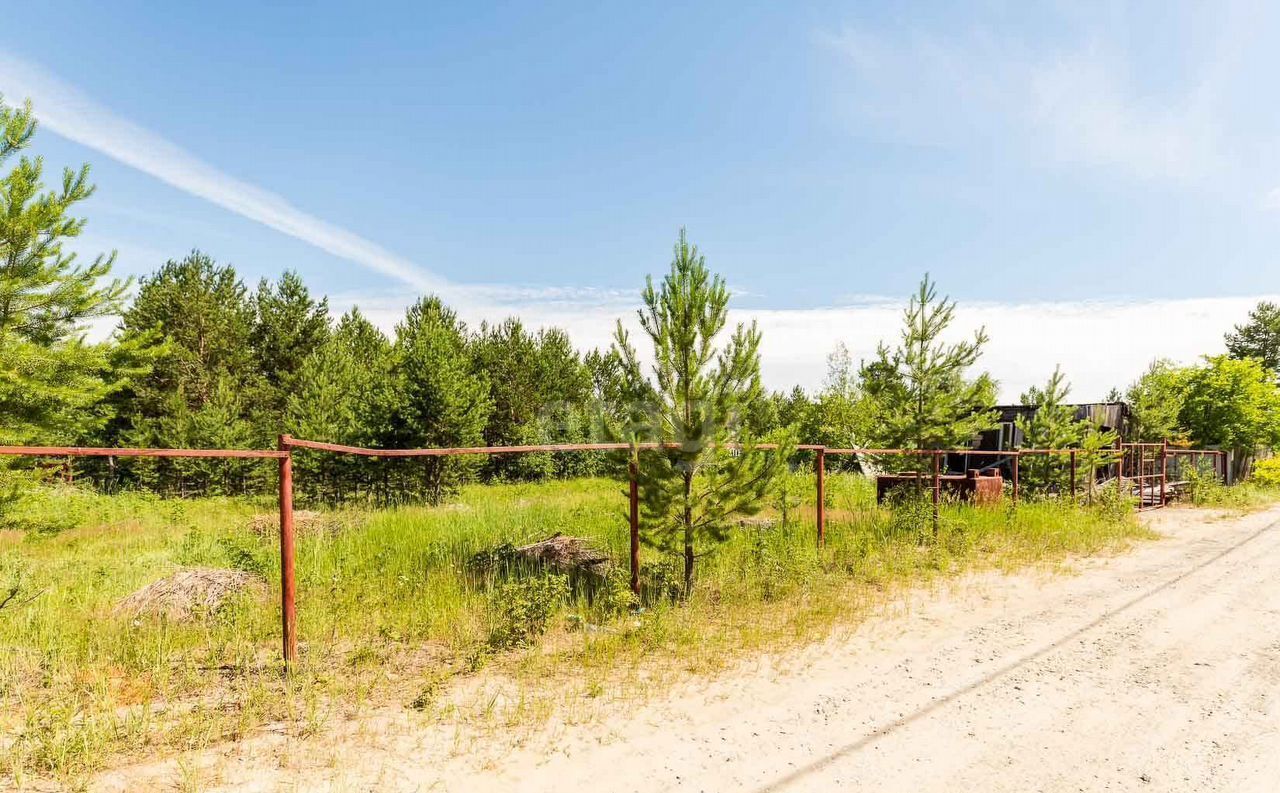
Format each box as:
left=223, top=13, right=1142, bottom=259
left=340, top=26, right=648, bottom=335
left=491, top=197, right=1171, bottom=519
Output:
left=486, top=574, right=569, bottom=650
left=1183, top=466, right=1227, bottom=506
left=1090, top=479, right=1133, bottom=523
left=1251, top=458, right=1280, bottom=488
left=885, top=486, right=936, bottom=543
left=595, top=566, right=637, bottom=616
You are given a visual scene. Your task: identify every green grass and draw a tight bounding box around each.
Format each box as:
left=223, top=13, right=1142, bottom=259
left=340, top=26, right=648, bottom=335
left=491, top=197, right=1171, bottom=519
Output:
left=0, top=473, right=1164, bottom=787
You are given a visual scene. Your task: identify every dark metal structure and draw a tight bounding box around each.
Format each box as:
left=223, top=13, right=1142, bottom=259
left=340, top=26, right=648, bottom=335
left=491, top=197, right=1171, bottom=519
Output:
left=977, top=401, right=1133, bottom=452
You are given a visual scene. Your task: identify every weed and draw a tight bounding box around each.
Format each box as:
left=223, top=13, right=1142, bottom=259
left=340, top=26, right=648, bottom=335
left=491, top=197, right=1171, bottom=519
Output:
left=487, top=574, right=570, bottom=650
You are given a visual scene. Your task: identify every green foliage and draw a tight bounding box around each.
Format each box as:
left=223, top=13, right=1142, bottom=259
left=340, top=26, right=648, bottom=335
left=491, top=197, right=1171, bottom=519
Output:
left=1177, top=355, right=1280, bottom=456
left=487, top=574, right=569, bottom=650
left=1077, top=416, right=1119, bottom=503
left=763, top=426, right=810, bottom=527
left=1225, top=301, right=1280, bottom=375
left=285, top=309, right=394, bottom=501
left=859, top=275, right=998, bottom=460
left=1088, top=477, right=1134, bottom=523
left=385, top=297, right=493, bottom=503
left=118, top=251, right=259, bottom=427
left=1250, top=458, right=1280, bottom=488
left=885, top=486, right=937, bottom=544
left=612, top=230, right=788, bottom=594
left=808, top=343, right=874, bottom=451
left=129, top=376, right=260, bottom=494
left=251, top=270, right=330, bottom=418
left=1017, top=367, right=1084, bottom=494
left=0, top=95, right=135, bottom=446
left=473, top=319, right=595, bottom=480
left=1125, top=359, right=1188, bottom=443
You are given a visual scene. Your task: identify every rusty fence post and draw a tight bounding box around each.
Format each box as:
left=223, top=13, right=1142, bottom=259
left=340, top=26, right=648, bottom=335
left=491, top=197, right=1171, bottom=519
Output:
left=1117, top=443, right=1125, bottom=502
left=931, top=450, right=941, bottom=535
left=629, top=457, right=640, bottom=595
left=815, top=447, right=826, bottom=547
left=1070, top=450, right=1077, bottom=502
left=1160, top=440, right=1168, bottom=507
left=278, top=434, right=298, bottom=668
left=1011, top=452, right=1020, bottom=505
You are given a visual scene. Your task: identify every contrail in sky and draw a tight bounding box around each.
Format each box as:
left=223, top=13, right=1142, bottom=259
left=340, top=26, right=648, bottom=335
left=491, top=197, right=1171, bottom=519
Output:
left=0, top=51, right=442, bottom=291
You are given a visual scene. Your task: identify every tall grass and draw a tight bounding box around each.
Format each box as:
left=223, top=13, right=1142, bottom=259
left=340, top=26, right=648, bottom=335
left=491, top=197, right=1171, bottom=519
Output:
left=1, top=473, right=1156, bottom=785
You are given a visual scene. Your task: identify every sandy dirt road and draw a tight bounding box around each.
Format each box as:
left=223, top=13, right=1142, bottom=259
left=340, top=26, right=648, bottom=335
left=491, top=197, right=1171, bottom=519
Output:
left=97, top=506, right=1280, bottom=792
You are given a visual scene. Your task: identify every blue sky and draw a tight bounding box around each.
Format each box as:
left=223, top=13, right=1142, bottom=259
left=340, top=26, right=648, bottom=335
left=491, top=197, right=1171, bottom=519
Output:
left=2, top=1, right=1277, bottom=398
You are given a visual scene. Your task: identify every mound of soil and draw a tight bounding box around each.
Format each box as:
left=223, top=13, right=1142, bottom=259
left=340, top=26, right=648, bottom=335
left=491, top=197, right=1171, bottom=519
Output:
left=247, top=509, right=340, bottom=538
left=516, top=534, right=611, bottom=577
left=116, top=568, right=264, bottom=622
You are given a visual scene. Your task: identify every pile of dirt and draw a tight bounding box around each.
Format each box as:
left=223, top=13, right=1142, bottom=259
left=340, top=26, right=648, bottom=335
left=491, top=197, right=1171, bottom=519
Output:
left=247, top=509, right=340, bottom=538
left=515, top=534, right=611, bottom=576
left=116, top=568, right=264, bottom=622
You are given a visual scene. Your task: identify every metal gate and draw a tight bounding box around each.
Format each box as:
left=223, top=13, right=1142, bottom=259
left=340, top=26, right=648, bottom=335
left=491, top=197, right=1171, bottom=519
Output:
left=1120, top=443, right=1228, bottom=511
left=1120, top=442, right=1166, bottom=511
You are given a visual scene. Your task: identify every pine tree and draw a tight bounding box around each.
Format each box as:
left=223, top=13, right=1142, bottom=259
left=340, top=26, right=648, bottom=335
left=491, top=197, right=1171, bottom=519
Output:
left=473, top=319, right=593, bottom=480
left=114, top=252, right=260, bottom=492
left=252, top=270, right=330, bottom=420
left=0, top=96, right=133, bottom=445
left=613, top=230, right=786, bottom=595
left=118, top=252, right=258, bottom=425
left=129, top=375, right=258, bottom=494
left=1016, top=366, right=1084, bottom=494
left=1225, top=301, right=1280, bottom=375
left=285, top=309, right=393, bottom=501
left=860, top=275, right=997, bottom=467
left=387, top=297, right=492, bottom=503
left=1077, top=416, right=1119, bottom=503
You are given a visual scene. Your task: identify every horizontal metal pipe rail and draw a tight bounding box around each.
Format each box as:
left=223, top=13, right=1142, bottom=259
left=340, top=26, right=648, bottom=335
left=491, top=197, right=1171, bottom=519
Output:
left=283, top=437, right=825, bottom=456
left=0, top=446, right=288, bottom=458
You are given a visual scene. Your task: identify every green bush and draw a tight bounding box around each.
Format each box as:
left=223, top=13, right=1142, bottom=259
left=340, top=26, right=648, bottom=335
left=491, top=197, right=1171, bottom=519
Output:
left=486, top=574, right=569, bottom=650
left=1251, top=458, right=1280, bottom=488
left=1184, top=466, right=1227, bottom=505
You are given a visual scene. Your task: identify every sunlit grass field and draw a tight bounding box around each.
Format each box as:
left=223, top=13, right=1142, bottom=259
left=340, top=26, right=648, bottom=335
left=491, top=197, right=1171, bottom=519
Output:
left=0, top=472, right=1161, bottom=786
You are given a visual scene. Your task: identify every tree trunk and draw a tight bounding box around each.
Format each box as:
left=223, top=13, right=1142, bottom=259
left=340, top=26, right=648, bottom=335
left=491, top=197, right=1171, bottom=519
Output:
left=683, top=470, right=694, bottom=597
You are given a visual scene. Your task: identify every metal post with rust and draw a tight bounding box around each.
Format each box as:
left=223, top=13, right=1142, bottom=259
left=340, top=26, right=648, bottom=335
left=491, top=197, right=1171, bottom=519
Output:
left=1160, top=439, right=1168, bottom=507
left=931, top=450, right=941, bottom=534
left=1117, top=442, right=1125, bottom=501
left=1011, top=452, right=1020, bottom=505
left=628, top=457, right=640, bottom=595
left=278, top=434, right=298, bottom=668
left=815, top=447, right=826, bottom=547
left=1070, top=450, right=1077, bottom=502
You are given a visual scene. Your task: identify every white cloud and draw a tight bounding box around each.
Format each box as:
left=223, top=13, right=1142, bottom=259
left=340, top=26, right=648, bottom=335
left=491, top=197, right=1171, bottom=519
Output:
left=330, top=290, right=1270, bottom=404
left=1027, top=50, right=1220, bottom=181
left=0, top=51, right=444, bottom=292
left=824, top=23, right=1226, bottom=182
left=1263, top=186, right=1280, bottom=211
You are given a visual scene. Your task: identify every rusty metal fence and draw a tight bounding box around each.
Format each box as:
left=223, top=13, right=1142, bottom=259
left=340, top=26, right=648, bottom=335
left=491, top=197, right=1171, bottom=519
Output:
left=0, top=437, right=1228, bottom=666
